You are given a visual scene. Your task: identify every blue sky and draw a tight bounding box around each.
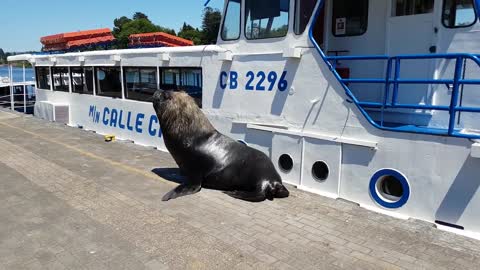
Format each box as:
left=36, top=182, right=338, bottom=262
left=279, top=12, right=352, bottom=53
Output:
left=0, top=0, right=224, bottom=52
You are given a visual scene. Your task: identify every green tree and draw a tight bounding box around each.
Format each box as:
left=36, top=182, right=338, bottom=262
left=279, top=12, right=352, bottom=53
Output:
left=113, top=16, right=132, bottom=37
left=178, top=23, right=202, bottom=45
left=0, top=48, right=5, bottom=64
left=116, top=18, right=160, bottom=48
left=112, top=13, right=176, bottom=49
left=133, top=12, right=149, bottom=21
left=201, top=7, right=221, bottom=44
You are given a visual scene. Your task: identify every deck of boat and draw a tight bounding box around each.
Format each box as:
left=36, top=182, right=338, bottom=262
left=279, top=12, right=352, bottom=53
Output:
left=0, top=109, right=479, bottom=270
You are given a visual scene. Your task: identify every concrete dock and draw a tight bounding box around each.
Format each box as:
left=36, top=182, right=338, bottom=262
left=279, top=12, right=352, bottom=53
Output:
left=0, top=109, right=479, bottom=270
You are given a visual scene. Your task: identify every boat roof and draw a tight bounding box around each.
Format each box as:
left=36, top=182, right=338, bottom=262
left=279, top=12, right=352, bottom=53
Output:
left=7, top=45, right=225, bottom=62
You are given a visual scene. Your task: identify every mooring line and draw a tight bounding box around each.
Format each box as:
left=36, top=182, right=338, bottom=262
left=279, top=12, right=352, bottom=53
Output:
left=0, top=121, right=176, bottom=187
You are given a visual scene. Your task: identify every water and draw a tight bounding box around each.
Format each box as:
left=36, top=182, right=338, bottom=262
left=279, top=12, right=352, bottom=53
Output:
left=0, top=66, right=35, bottom=82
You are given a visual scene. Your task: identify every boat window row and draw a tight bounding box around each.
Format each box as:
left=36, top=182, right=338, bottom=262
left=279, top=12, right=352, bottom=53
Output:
left=222, top=0, right=319, bottom=40
left=221, top=0, right=478, bottom=40
left=35, top=66, right=202, bottom=103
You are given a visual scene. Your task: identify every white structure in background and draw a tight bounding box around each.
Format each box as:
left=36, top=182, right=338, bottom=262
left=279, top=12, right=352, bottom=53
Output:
left=8, top=0, right=480, bottom=238
left=0, top=65, right=35, bottom=113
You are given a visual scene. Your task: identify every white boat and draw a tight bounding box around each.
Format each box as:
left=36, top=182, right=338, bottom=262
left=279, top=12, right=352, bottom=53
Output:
left=8, top=0, right=480, bottom=238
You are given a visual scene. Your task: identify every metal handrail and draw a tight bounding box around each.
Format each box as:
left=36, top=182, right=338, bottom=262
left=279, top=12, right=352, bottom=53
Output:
left=325, top=53, right=480, bottom=139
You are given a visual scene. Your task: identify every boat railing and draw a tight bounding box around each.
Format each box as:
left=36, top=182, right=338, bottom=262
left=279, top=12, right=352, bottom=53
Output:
left=0, top=92, right=36, bottom=114
left=325, top=53, right=480, bottom=139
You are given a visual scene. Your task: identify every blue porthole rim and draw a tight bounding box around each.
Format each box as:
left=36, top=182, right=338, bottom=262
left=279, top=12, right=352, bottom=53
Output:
left=369, top=169, right=410, bottom=209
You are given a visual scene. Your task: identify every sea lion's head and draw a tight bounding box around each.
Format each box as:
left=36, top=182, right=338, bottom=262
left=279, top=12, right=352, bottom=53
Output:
left=263, top=180, right=290, bottom=201
left=152, top=90, right=175, bottom=116
left=152, top=90, right=215, bottom=135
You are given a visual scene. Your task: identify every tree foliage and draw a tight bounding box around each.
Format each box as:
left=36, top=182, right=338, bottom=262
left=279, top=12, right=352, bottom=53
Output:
left=201, top=7, right=222, bottom=44
left=112, top=12, right=176, bottom=49
left=178, top=23, right=202, bottom=45
left=112, top=9, right=222, bottom=49
left=0, top=48, right=5, bottom=64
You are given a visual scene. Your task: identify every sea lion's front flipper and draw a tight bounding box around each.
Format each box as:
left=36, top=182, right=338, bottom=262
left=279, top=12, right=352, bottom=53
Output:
left=224, top=191, right=266, bottom=202
left=162, top=184, right=201, bottom=201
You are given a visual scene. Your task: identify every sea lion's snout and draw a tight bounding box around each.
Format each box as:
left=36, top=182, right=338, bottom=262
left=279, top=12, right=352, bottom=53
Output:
left=153, top=90, right=173, bottom=103
left=264, top=181, right=290, bottom=201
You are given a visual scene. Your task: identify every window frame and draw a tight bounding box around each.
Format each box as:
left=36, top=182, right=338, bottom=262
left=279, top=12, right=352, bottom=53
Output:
left=94, top=66, right=123, bottom=99
left=51, top=67, right=70, bottom=92
left=441, top=0, right=478, bottom=29
left=331, top=0, right=369, bottom=37
left=221, top=0, right=242, bottom=41
left=244, top=0, right=291, bottom=40
left=35, top=66, right=51, bottom=90
left=159, top=67, right=203, bottom=107
left=123, top=66, right=158, bottom=102
left=70, top=67, right=95, bottom=95
left=294, top=0, right=319, bottom=35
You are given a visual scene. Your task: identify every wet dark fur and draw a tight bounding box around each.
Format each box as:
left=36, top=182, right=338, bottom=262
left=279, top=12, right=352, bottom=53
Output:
left=153, top=90, right=289, bottom=202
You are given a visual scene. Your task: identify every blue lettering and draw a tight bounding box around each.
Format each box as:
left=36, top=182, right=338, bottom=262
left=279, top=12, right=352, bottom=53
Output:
left=95, top=111, right=100, bottom=123
left=89, top=105, right=95, bottom=117
left=110, top=109, right=118, bottom=127
left=148, top=115, right=158, bottom=136
left=220, top=71, right=227, bottom=89
left=135, top=113, right=145, bottom=133
left=230, top=71, right=238, bottom=89
left=102, top=108, right=110, bottom=125
left=118, top=110, right=125, bottom=129
left=126, top=111, right=134, bottom=131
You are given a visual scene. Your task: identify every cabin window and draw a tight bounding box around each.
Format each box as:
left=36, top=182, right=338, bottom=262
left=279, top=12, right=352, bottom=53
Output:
left=332, top=0, right=369, bottom=36
left=35, top=67, right=51, bottom=90
left=71, top=67, right=94, bottom=95
left=245, top=0, right=290, bottom=39
left=160, top=67, right=202, bottom=107
left=294, top=0, right=319, bottom=34
left=221, top=0, right=241, bottom=40
left=442, top=0, right=477, bottom=28
left=52, top=67, right=70, bottom=92
left=392, top=0, right=434, bottom=16
left=95, top=67, right=122, bottom=98
left=124, top=67, right=158, bottom=102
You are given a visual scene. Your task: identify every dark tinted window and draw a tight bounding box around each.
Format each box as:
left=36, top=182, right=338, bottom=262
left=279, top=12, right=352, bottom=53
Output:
left=95, top=67, right=122, bottom=98
left=124, top=67, right=158, bottom=102
left=393, top=0, right=434, bottom=16
left=443, top=0, right=477, bottom=28
left=52, top=67, right=70, bottom=92
left=71, top=67, right=94, bottom=95
left=294, top=0, right=319, bottom=34
left=245, top=0, right=290, bottom=39
left=160, top=68, right=202, bottom=107
left=332, top=0, right=369, bottom=36
left=35, top=67, right=51, bottom=90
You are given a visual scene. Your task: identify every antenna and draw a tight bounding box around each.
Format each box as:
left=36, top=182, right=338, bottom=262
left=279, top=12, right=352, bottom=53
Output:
left=204, top=0, right=211, bottom=6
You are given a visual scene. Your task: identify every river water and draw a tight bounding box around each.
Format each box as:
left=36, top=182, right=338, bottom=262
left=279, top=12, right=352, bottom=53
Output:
left=0, top=66, right=35, bottom=82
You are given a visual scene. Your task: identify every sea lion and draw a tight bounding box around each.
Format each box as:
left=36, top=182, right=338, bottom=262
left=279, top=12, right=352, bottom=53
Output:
left=152, top=90, right=290, bottom=202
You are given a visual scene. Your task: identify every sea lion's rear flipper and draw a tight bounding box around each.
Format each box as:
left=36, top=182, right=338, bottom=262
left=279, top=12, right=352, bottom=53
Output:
left=162, top=184, right=201, bottom=201
left=224, top=191, right=266, bottom=202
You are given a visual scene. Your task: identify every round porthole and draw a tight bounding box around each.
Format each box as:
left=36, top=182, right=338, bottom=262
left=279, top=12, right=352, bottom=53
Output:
left=278, top=154, right=294, bottom=173
left=312, top=161, right=329, bottom=181
left=369, top=169, right=410, bottom=209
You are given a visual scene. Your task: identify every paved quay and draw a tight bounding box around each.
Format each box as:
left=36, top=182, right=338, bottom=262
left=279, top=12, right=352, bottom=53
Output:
left=0, top=110, right=480, bottom=270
